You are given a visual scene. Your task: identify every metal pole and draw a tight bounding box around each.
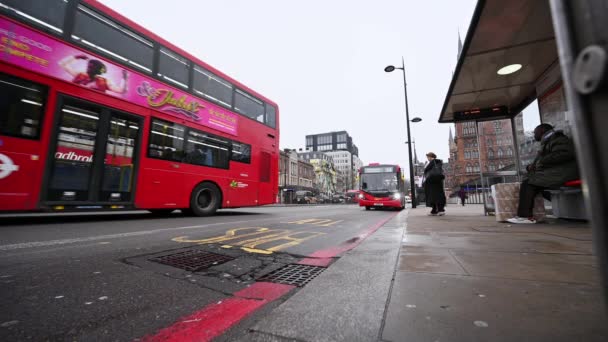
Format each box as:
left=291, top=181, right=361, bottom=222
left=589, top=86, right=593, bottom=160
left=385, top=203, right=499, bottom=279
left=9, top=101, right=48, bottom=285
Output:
left=510, top=116, right=522, bottom=181
left=550, top=0, right=608, bottom=306
left=401, top=57, right=417, bottom=208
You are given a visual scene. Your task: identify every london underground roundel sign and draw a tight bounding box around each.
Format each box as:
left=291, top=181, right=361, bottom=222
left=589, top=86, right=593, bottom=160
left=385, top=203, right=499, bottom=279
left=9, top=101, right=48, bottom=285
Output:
left=0, top=153, right=19, bottom=179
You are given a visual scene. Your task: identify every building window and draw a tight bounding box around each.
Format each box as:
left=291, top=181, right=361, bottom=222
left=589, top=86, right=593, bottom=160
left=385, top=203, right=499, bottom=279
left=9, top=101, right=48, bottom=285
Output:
left=506, top=147, right=513, bottom=157
left=306, top=136, right=313, bottom=146
left=497, top=148, right=504, bottom=157
left=494, top=121, right=503, bottom=133
left=488, top=149, right=494, bottom=158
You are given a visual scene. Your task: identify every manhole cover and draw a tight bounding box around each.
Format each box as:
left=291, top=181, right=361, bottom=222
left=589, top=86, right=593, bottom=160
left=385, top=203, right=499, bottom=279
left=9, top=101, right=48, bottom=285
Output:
left=258, top=264, right=325, bottom=287
left=149, top=249, right=234, bottom=272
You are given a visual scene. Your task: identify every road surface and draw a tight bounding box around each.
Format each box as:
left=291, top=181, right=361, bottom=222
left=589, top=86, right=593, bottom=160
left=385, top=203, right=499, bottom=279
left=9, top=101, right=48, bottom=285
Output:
left=0, top=205, right=399, bottom=341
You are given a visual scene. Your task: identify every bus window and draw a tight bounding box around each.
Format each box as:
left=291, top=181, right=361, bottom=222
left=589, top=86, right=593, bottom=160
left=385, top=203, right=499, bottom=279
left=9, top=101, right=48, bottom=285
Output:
left=184, top=129, right=230, bottom=169
left=231, top=141, right=251, bottom=164
left=148, top=119, right=185, bottom=162
left=193, top=66, right=233, bottom=108
left=265, top=104, right=276, bottom=128
left=48, top=102, right=102, bottom=201
left=0, top=74, right=47, bottom=140
left=158, top=47, right=189, bottom=88
left=101, top=115, right=140, bottom=201
left=234, top=89, right=264, bottom=123
left=1, top=0, right=67, bottom=33
left=72, top=5, right=154, bottom=73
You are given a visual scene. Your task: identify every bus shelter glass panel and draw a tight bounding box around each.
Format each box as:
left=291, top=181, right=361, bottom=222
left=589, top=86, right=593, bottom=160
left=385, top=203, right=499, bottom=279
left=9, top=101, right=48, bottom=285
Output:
left=514, top=104, right=542, bottom=174
left=475, top=118, right=519, bottom=214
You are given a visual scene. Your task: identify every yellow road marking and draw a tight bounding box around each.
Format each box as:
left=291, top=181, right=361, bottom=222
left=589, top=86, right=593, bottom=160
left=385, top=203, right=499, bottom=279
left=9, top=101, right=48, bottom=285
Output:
left=318, top=220, right=344, bottom=227
left=172, top=227, right=326, bottom=253
left=240, top=247, right=274, bottom=254
left=286, top=218, right=345, bottom=227
left=172, top=227, right=271, bottom=244
left=287, top=218, right=324, bottom=225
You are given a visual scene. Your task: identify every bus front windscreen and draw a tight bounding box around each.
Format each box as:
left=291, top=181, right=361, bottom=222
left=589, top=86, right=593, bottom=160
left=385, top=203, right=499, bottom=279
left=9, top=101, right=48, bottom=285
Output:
left=360, top=173, right=399, bottom=192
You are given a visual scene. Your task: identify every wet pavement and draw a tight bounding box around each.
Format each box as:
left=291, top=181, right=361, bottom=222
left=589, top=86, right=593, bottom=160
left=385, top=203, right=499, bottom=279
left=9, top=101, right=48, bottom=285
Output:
left=382, top=204, right=607, bottom=342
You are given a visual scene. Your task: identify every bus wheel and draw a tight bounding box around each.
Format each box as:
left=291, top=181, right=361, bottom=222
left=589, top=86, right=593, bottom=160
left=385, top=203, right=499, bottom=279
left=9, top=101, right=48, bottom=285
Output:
left=148, top=209, right=175, bottom=216
left=365, top=206, right=371, bottom=211
left=190, top=183, right=221, bottom=216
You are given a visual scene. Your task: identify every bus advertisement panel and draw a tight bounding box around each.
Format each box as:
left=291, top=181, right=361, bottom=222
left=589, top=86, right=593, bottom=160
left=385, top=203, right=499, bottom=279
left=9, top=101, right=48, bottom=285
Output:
left=358, top=164, right=406, bottom=210
left=0, top=17, right=239, bottom=136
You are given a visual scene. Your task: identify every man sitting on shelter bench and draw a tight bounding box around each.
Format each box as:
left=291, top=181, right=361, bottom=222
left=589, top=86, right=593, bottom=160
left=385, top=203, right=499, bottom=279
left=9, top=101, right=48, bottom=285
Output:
left=507, top=124, right=579, bottom=224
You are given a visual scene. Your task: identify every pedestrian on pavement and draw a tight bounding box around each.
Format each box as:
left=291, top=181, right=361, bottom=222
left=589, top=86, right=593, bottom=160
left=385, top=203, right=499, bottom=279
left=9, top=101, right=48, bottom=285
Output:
left=423, top=152, right=447, bottom=216
left=507, top=123, right=579, bottom=224
left=458, top=187, right=467, bottom=206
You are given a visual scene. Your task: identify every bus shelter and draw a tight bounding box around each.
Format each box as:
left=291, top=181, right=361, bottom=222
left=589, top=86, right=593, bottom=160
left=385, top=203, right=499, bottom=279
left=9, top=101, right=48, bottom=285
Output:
left=438, top=0, right=581, bottom=216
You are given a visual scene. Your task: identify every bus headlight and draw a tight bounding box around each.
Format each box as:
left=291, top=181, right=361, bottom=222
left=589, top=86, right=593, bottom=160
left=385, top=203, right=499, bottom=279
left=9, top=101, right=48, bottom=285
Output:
left=393, top=193, right=402, bottom=200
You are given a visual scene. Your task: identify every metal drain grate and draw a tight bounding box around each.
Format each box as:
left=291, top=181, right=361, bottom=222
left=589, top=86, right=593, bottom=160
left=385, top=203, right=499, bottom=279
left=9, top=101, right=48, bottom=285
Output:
left=149, top=249, right=234, bottom=272
left=258, top=264, right=326, bottom=287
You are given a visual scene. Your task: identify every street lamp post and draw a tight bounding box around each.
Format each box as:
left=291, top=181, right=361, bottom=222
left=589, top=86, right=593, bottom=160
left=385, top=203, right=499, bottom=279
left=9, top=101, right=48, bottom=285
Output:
left=385, top=57, right=418, bottom=208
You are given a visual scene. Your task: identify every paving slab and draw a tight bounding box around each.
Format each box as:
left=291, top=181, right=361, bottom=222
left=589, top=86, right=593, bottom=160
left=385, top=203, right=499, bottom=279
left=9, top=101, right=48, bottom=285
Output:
left=452, top=249, right=599, bottom=284
left=398, top=246, right=468, bottom=275
left=402, top=231, right=593, bottom=254
left=382, top=272, right=608, bottom=342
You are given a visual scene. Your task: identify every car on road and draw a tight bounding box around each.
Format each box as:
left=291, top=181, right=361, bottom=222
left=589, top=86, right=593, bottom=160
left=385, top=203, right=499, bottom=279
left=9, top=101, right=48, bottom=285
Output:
left=295, top=191, right=317, bottom=204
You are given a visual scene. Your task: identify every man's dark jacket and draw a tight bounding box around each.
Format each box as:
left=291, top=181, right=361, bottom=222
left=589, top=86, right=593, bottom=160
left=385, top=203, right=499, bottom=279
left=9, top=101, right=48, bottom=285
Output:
left=527, top=131, right=579, bottom=188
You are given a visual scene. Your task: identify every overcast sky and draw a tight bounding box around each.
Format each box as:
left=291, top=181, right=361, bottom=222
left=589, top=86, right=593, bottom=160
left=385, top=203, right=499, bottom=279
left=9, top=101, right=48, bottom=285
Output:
left=99, top=0, right=486, bottom=169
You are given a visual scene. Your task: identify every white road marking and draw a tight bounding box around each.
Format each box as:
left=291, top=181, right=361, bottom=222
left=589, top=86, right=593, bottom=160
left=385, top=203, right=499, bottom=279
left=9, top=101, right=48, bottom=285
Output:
left=0, top=220, right=254, bottom=251
left=0, top=209, right=360, bottom=252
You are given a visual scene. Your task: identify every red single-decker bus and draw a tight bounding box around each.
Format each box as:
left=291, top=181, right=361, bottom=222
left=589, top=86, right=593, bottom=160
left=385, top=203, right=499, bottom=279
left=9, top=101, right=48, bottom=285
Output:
left=0, top=0, right=279, bottom=216
left=358, top=164, right=406, bottom=210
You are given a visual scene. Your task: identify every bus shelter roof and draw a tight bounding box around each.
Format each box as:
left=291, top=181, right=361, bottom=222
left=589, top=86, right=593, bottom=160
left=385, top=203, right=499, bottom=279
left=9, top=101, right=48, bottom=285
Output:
left=438, top=0, right=558, bottom=123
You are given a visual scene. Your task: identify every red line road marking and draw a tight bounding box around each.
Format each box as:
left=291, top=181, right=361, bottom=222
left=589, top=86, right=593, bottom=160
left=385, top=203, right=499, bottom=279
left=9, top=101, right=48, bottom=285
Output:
left=141, top=282, right=294, bottom=342
left=140, top=212, right=399, bottom=341
left=301, top=211, right=399, bottom=260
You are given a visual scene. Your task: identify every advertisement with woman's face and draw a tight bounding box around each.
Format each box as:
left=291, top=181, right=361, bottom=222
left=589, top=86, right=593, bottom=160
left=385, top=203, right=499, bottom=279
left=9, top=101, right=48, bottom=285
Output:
left=0, top=17, right=239, bottom=136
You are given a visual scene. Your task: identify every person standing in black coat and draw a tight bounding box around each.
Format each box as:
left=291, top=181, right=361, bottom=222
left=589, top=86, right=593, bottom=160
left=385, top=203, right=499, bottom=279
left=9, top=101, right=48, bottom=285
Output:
left=423, top=152, right=447, bottom=216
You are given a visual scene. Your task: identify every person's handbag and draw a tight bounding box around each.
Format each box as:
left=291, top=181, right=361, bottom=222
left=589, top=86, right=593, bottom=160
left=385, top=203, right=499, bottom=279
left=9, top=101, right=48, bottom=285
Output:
left=427, top=162, right=445, bottom=182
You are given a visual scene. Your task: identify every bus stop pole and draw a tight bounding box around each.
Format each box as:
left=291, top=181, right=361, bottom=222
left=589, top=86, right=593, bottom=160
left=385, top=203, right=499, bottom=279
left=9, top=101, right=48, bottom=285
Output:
left=401, top=57, right=417, bottom=208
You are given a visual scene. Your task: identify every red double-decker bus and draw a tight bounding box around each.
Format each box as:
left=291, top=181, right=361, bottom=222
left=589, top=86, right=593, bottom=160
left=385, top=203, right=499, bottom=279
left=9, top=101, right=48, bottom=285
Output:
left=0, top=0, right=279, bottom=216
left=358, top=164, right=406, bottom=210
